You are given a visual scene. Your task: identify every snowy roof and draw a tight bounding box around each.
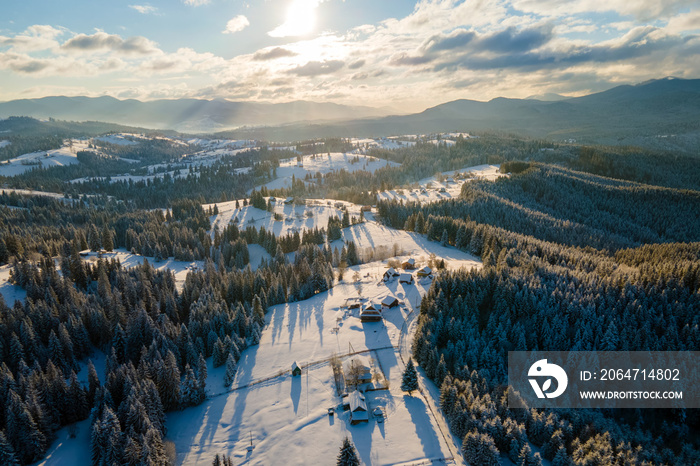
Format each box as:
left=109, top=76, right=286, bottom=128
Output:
left=399, top=273, right=413, bottom=282
left=381, top=295, right=399, bottom=306
left=349, top=391, right=367, bottom=414
left=364, top=302, right=381, bottom=311
left=384, top=267, right=399, bottom=276
left=417, top=266, right=432, bottom=275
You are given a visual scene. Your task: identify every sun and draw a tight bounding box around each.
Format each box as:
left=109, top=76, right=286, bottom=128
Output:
left=269, top=0, right=320, bottom=37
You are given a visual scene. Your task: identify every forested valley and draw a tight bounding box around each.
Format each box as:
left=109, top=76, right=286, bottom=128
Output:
left=378, top=164, right=700, bottom=465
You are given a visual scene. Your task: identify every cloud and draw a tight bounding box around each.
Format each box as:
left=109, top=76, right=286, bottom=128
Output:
left=0, top=53, right=51, bottom=73
left=184, top=0, right=210, bottom=6
left=476, top=25, right=553, bottom=53
left=511, top=0, right=697, bottom=21
left=432, top=26, right=691, bottom=72
left=0, top=25, right=64, bottom=52
left=62, top=32, right=159, bottom=55
left=423, top=29, right=476, bottom=52
left=287, top=60, right=344, bottom=77
left=390, top=53, right=434, bottom=66
left=348, top=59, right=365, bottom=69
left=666, top=10, right=700, bottom=33
left=129, top=5, right=157, bottom=14
left=253, top=47, right=297, bottom=61
left=223, top=15, right=250, bottom=34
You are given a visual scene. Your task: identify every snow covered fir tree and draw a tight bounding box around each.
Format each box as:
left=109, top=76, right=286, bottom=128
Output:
left=337, top=437, right=360, bottom=466
left=401, top=359, right=418, bottom=395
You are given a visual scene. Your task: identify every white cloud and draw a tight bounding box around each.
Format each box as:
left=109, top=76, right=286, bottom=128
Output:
left=184, top=0, right=210, bottom=6
left=61, top=32, right=160, bottom=55
left=129, top=5, right=158, bottom=15
left=511, top=0, right=697, bottom=21
left=223, top=15, right=250, bottom=34
left=0, top=25, right=64, bottom=52
left=666, top=10, right=700, bottom=33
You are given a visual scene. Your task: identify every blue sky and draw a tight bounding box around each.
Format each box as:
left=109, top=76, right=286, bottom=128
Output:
left=1, top=0, right=699, bottom=111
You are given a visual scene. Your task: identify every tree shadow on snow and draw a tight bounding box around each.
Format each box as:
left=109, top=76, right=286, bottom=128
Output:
left=291, top=374, right=301, bottom=414
left=404, top=394, right=442, bottom=459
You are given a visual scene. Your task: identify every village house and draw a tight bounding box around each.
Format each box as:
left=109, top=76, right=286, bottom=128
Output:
left=381, top=295, right=399, bottom=309
left=348, top=391, right=368, bottom=424
left=343, top=355, right=372, bottom=385
left=399, top=273, right=414, bottom=285
left=383, top=267, right=400, bottom=281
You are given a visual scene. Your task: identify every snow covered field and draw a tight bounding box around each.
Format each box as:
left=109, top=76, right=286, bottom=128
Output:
left=0, top=188, right=74, bottom=202
left=377, top=164, right=505, bottom=205
left=0, top=139, right=87, bottom=177
left=79, top=249, right=204, bottom=291
left=167, top=257, right=473, bottom=465
left=208, top=200, right=348, bottom=240
left=253, top=152, right=400, bottom=193
left=0, top=264, right=26, bottom=306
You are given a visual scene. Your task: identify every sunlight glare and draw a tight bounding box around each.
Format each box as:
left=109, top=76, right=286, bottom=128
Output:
left=269, top=0, right=320, bottom=37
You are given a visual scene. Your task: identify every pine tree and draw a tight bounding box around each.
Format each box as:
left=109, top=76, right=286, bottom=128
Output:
left=552, top=447, right=572, bottom=466
left=88, top=224, right=101, bottom=251
left=102, top=225, right=114, bottom=252
left=212, top=339, right=227, bottom=368
left=441, top=229, right=449, bottom=246
left=224, top=353, right=237, bottom=388
left=518, top=443, right=542, bottom=466
left=0, top=431, right=20, bottom=466
left=401, top=359, right=418, bottom=395
left=337, top=437, right=360, bottom=466
left=462, top=430, right=500, bottom=466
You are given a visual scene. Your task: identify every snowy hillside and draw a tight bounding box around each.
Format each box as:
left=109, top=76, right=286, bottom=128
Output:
left=253, top=152, right=400, bottom=193
left=0, top=139, right=87, bottom=176
left=378, top=164, right=506, bottom=204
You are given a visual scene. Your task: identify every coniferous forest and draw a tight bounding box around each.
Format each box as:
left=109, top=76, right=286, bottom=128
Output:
left=378, top=164, right=700, bottom=465
left=0, top=120, right=699, bottom=464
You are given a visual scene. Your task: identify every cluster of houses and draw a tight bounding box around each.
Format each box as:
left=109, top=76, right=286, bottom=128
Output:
left=382, top=258, right=432, bottom=284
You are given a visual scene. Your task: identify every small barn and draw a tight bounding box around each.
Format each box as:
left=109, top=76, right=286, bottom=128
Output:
left=348, top=391, right=368, bottom=424
left=402, top=258, right=416, bottom=270
left=416, top=266, right=432, bottom=277
left=344, top=297, right=363, bottom=310
left=291, top=361, right=302, bottom=376
left=399, top=273, right=414, bottom=285
left=381, top=295, right=399, bottom=309
left=284, top=197, right=294, bottom=204
left=364, top=302, right=381, bottom=311
left=361, top=205, right=372, bottom=212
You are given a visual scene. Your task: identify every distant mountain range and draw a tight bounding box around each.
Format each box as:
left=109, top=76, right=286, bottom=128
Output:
left=224, top=77, right=699, bottom=150
left=0, top=96, right=390, bottom=133
left=2, top=78, right=699, bottom=151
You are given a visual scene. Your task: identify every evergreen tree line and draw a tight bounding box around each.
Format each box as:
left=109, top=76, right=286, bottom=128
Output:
left=378, top=181, right=700, bottom=463
left=0, top=216, right=346, bottom=464
left=378, top=164, right=700, bottom=252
